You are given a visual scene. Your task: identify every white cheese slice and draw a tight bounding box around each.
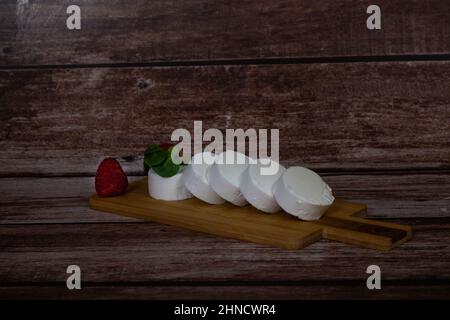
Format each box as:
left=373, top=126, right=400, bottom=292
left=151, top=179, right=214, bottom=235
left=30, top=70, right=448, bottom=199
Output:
left=208, top=150, right=251, bottom=206
left=272, top=166, right=334, bottom=220
left=240, top=159, right=286, bottom=213
left=148, top=168, right=193, bottom=201
left=183, top=152, right=225, bottom=204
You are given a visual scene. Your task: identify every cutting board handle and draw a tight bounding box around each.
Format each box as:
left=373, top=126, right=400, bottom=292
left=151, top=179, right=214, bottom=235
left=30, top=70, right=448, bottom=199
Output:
left=314, top=216, right=412, bottom=251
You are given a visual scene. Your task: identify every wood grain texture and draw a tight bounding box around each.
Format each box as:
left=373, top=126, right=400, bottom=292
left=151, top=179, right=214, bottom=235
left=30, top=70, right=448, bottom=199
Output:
left=0, top=0, right=448, bottom=300
left=1, top=283, right=449, bottom=300
left=1, top=0, right=449, bottom=66
left=89, top=178, right=411, bottom=250
left=1, top=174, right=448, bottom=224
left=0, top=219, right=448, bottom=283
left=89, top=178, right=322, bottom=250
left=0, top=176, right=142, bottom=224
left=1, top=62, right=449, bottom=176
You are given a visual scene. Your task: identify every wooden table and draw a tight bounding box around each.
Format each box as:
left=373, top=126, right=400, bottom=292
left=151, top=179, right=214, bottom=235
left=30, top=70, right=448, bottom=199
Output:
left=0, top=0, right=449, bottom=299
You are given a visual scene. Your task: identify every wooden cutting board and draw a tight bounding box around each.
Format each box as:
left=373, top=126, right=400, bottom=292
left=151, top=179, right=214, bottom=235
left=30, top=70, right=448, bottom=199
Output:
left=89, top=178, right=412, bottom=250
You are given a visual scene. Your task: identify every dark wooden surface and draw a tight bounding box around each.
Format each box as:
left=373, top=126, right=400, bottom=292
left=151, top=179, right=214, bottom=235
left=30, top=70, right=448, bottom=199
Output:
left=1, top=174, right=449, bottom=224
left=3, top=283, right=450, bottom=300
left=1, top=62, right=450, bottom=176
left=0, top=0, right=449, bottom=299
left=1, top=0, right=450, bottom=65
left=0, top=175, right=449, bottom=298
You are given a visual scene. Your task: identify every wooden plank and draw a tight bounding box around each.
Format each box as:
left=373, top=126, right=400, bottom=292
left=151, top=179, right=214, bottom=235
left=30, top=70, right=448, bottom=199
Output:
left=0, top=219, right=448, bottom=283
left=1, top=174, right=448, bottom=224
left=1, top=62, right=449, bottom=175
left=0, top=176, right=142, bottom=224
left=1, top=283, right=449, bottom=300
left=89, top=178, right=411, bottom=251
left=1, top=0, right=449, bottom=65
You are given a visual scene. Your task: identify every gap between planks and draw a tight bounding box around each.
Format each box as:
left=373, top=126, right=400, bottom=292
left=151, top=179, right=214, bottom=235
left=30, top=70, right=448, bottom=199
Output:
left=1, top=167, right=449, bottom=179
left=3, top=278, right=450, bottom=287
left=2, top=54, right=450, bottom=71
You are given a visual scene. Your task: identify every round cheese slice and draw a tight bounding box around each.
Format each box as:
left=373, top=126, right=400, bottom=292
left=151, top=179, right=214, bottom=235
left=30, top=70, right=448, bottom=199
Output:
left=272, top=166, right=334, bottom=220
left=240, top=159, right=286, bottom=213
left=208, top=150, right=251, bottom=206
left=148, top=168, right=193, bottom=201
left=183, top=152, right=225, bottom=204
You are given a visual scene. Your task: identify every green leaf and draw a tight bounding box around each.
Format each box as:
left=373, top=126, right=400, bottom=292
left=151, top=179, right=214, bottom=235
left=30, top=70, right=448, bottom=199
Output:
left=144, top=150, right=167, bottom=167
left=152, top=156, right=180, bottom=177
left=144, top=144, right=162, bottom=156
left=143, top=143, right=184, bottom=178
left=144, top=144, right=164, bottom=173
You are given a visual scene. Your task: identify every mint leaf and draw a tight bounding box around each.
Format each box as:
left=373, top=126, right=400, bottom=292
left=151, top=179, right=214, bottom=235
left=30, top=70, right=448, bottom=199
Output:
left=144, top=150, right=166, bottom=167
left=144, top=144, right=162, bottom=156
left=152, top=156, right=180, bottom=177
left=143, top=143, right=183, bottom=177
